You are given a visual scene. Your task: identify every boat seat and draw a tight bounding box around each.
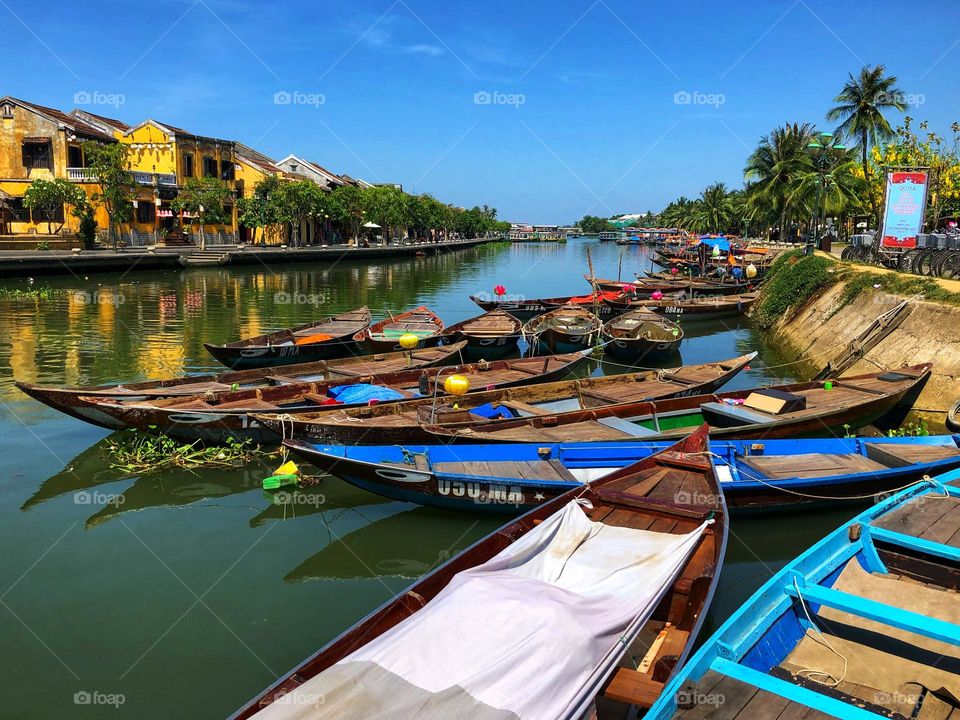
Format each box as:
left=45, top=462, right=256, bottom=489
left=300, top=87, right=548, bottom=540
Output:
left=498, top=400, right=551, bottom=416
left=596, top=417, right=660, bottom=437
left=700, top=401, right=778, bottom=425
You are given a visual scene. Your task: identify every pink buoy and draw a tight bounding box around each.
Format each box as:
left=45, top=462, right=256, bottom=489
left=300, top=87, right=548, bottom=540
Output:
left=651, top=290, right=663, bottom=300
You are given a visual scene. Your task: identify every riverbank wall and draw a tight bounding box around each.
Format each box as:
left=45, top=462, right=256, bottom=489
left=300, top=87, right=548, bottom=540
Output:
left=754, top=251, right=960, bottom=429
left=0, top=237, right=498, bottom=279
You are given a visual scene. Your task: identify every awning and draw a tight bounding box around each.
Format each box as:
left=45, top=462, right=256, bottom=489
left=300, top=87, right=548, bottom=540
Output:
left=699, top=237, right=731, bottom=252
left=22, top=136, right=52, bottom=144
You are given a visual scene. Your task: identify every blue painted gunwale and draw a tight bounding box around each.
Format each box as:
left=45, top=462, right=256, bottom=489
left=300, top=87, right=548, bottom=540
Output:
left=644, top=467, right=960, bottom=720
left=312, top=435, right=960, bottom=494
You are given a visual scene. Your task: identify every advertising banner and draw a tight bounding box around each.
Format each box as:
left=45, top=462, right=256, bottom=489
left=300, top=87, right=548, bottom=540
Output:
left=880, top=171, right=928, bottom=249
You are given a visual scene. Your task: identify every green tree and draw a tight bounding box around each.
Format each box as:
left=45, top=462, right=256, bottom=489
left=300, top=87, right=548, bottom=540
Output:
left=577, top=215, right=614, bottom=233
left=744, top=122, right=816, bottom=240
left=172, top=177, right=233, bottom=249
left=81, top=141, right=136, bottom=250
left=826, top=64, right=906, bottom=223
left=691, top=182, right=734, bottom=233
left=363, top=185, right=409, bottom=243
left=23, top=178, right=87, bottom=235
left=326, top=184, right=366, bottom=244
left=237, top=175, right=283, bottom=245
left=273, top=179, right=325, bottom=247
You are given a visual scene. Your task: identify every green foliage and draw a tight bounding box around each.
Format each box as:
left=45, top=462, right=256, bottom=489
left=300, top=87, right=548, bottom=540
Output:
left=752, top=249, right=836, bottom=329
left=578, top=215, right=614, bottom=233
left=35, top=241, right=50, bottom=251
left=81, top=141, right=136, bottom=249
left=837, top=268, right=960, bottom=309
left=237, top=174, right=283, bottom=243
left=0, top=285, right=61, bottom=300
left=104, top=430, right=273, bottom=473
left=887, top=419, right=930, bottom=437
left=23, top=178, right=86, bottom=234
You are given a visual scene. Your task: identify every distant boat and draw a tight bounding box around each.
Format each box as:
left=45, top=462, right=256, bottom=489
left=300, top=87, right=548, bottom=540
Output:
left=203, top=307, right=371, bottom=369
left=644, top=469, right=960, bottom=720
left=355, top=306, right=445, bottom=353
left=230, top=425, right=727, bottom=720
left=439, top=309, right=522, bottom=358
left=597, top=231, right=623, bottom=241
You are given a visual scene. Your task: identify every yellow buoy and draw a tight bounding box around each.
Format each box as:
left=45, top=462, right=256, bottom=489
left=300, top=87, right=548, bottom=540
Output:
left=444, top=374, right=470, bottom=395
left=274, top=460, right=300, bottom=476
left=398, top=333, right=420, bottom=350
left=745, top=263, right=758, bottom=278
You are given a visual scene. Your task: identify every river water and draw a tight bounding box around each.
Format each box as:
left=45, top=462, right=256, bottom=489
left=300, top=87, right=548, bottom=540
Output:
left=0, top=238, right=863, bottom=718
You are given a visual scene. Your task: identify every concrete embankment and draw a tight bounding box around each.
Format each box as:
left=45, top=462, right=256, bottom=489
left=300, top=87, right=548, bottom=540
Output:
left=0, top=237, right=497, bottom=278
left=760, top=277, right=960, bottom=429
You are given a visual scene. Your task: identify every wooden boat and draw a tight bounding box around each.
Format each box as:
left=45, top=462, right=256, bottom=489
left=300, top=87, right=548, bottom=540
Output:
left=427, top=364, right=933, bottom=444
left=604, top=292, right=760, bottom=321
left=355, top=306, right=445, bottom=352
left=73, top=349, right=594, bottom=444
left=470, top=290, right=623, bottom=322
left=285, top=435, right=960, bottom=514
left=601, top=309, right=683, bottom=363
left=14, top=342, right=467, bottom=425
left=523, top=304, right=603, bottom=354
left=439, top=309, right=522, bottom=359
left=586, top=274, right=756, bottom=297
left=253, top=353, right=756, bottom=445
left=203, top=307, right=371, bottom=370
left=645, top=469, right=960, bottom=720
left=231, top=425, right=727, bottom=720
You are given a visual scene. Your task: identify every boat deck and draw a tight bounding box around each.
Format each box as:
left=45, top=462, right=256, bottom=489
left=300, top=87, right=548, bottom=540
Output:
left=671, top=478, right=960, bottom=720
left=431, top=459, right=578, bottom=482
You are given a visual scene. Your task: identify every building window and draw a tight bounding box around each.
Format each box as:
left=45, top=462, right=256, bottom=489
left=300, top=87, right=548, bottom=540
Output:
left=22, top=141, right=52, bottom=170
left=220, top=159, right=234, bottom=181
left=1, top=102, right=13, bottom=119
left=202, top=156, right=217, bottom=178
left=182, top=153, right=194, bottom=178
left=7, top=198, right=31, bottom=222
left=135, top=202, right=156, bottom=224
left=68, top=145, right=84, bottom=168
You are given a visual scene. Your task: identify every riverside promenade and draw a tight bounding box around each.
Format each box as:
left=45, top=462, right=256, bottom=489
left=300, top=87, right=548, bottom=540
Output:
left=0, top=237, right=498, bottom=278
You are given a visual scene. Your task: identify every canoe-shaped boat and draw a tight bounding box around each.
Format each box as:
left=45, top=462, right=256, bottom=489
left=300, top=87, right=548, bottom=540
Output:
left=439, top=309, right=522, bottom=359
left=204, top=307, right=371, bottom=370
left=74, top=349, right=594, bottom=444
left=470, top=290, right=624, bottom=322
left=253, top=353, right=756, bottom=445
left=355, top=306, right=445, bottom=352
left=523, top=303, right=603, bottom=354
left=426, top=364, right=932, bottom=444
left=285, top=435, right=960, bottom=514
left=601, top=309, right=683, bottom=363
left=14, top=342, right=468, bottom=424
left=586, top=274, right=756, bottom=297
left=231, top=425, right=727, bottom=720
left=604, top=292, right=760, bottom=321
left=645, top=469, right=960, bottom=720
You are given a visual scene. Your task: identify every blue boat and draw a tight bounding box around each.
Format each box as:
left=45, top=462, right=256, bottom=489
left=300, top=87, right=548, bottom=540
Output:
left=283, top=435, right=960, bottom=514
left=644, top=467, right=960, bottom=720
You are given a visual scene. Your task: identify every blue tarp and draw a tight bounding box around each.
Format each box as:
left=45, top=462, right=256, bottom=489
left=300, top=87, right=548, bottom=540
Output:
left=468, top=403, right=516, bottom=419
left=328, top=384, right=416, bottom=404
left=699, top=236, right=730, bottom=251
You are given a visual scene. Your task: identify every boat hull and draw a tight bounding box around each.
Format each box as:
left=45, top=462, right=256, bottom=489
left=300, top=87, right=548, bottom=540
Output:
left=204, top=338, right=362, bottom=370
left=287, top=436, right=960, bottom=514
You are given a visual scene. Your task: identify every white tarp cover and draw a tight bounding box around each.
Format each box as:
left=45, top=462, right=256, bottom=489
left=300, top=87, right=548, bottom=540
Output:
left=257, top=501, right=710, bottom=720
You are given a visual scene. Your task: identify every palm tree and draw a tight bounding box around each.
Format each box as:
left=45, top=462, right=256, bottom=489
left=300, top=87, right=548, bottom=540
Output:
left=692, top=183, right=734, bottom=234
left=744, top=122, right=815, bottom=241
left=826, top=65, right=906, bottom=221
left=789, top=146, right=867, bottom=238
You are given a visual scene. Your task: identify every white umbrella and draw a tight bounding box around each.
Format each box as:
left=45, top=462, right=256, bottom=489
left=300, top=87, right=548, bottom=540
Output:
left=362, top=221, right=381, bottom=228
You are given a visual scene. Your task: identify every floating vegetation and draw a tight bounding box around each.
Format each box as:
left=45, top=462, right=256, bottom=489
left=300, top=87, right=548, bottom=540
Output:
left=104, top=430, right=275, bottom=473
left=0, top=285, right=63, bottom=301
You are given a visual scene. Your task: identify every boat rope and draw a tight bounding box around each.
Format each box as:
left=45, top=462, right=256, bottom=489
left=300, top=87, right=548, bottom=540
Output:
left=792, top=577, right=848, bottom=688
left=274, top=413, right=298, bottom=462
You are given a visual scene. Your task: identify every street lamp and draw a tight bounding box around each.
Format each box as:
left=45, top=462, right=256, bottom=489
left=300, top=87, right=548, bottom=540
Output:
left=806, top=132, right=846, bottom=254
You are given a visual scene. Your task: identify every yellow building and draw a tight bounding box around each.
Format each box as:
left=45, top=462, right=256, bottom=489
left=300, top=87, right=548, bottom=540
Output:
left=234, top=142, right=288, bottom=245
left=0, top=97, right=114, bottom=244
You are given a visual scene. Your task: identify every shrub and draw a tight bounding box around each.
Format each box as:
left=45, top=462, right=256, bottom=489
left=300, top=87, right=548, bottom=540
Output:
left=752, top=249, right=836, bottom=329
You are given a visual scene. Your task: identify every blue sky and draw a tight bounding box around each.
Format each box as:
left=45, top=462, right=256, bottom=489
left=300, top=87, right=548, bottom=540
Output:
left=4, top=0, right=959, bottom=222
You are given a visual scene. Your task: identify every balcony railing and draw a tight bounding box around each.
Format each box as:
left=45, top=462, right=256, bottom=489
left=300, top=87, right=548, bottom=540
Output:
left=66, top=167, right=96, bottom=181
left=67, top=168, right=178, bottom=186
left=131, top=171, right=177, bottom=186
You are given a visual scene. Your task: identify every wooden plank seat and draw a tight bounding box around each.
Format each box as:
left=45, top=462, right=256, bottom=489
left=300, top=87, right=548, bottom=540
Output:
left=866, top=442, right=960, bottom=468
left=597, top=417, right=661, bottom=438
left=497, top=400, right=552, bottom=416
left=739, top=452, right=888, bottom=480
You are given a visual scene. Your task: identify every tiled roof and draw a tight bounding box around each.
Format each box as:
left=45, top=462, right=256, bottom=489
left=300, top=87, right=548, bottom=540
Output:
left=6, top=97, right=115, bottom=141
left=72, top=109, right=131, bottom=132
